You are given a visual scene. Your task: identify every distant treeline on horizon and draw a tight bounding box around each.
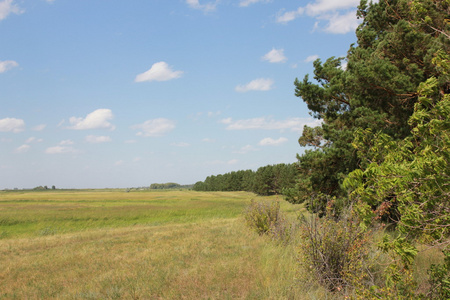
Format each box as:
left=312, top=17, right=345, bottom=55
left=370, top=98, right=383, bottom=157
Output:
left=149, top=183, right=194, bottom=190
left=193, top=163, right=298, bottom=199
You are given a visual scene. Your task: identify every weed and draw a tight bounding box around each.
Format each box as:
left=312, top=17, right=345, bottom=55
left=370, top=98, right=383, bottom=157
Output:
left=298, top=206, right=377, bottom=295
left=243, top=199, right=294, bottom=243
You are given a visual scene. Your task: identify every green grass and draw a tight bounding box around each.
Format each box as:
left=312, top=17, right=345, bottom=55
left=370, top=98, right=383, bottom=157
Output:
left=0, top=189, right=310, bottom=299
left=0, top=190, right=270, bottom=239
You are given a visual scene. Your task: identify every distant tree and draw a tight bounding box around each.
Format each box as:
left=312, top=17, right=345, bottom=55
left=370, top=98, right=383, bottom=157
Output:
left=149, top=182, right=181, bottom=190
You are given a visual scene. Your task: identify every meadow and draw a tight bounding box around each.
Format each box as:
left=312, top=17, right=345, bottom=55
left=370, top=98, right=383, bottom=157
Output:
left=0, top=189, right=318, bottom=299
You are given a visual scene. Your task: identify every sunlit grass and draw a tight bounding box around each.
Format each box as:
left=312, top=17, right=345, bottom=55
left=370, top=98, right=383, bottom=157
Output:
left=0, top=189, right=310, bottom=299
left=0, top=190, right=266, bottom=239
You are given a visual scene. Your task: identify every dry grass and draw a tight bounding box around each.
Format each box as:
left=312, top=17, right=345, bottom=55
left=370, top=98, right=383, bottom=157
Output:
left=0, top=190, right=308, bottom=299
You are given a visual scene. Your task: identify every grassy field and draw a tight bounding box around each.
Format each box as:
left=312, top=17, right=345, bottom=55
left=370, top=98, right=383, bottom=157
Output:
left=0, top=189, right=317, bottom=299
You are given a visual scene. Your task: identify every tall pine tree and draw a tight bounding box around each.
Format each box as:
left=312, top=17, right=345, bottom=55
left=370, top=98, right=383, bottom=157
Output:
left=293, top=0, right=449, bottom=213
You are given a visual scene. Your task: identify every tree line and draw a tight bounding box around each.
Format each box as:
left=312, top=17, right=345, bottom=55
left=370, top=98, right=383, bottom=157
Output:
left=149, top=183, right=193, bottom=190
left=193, top=163, right=298, bottom=197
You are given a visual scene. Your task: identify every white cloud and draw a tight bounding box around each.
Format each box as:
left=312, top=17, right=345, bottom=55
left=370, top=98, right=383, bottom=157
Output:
left=0, top=117, right=25, bottom=133
left=239, top=0, right=270, bottom=7
left=207, top=111, right=221, bottom=117
left=68, top=109, right=115, bottom=130
left=15, top=144, right=30, bottom=153
left=233, top=145, right=259, bottom=154
left=25, top=137, right=43, bottom=143
left=59, top=139, right=74, bottom=145
left=32, top=124, right=46, bottom=131
left=258, top=137, right=288, bottom=146
left=305, top=0, right=360, bottom=16
left=171, top=142, right=190, bottom=147
left=276, top=7, right=304, bottom=23
left=276, top=0, right=361, bottom=34
left=202, top=138, right=216, bottom=143
left=220, top=117, right=321, bottom=132
left=235, top=78, right=274, bottom=92
left=186, top=0, right=216, bottom=12
left=45, top=146, right=78, bottom=154
left=0, top=0, right=23, bottom=21
left=135, top=61, right=184, bottom=83
left=305, top=54, right=319, bottom=62
left=132, top=118, right=176, bottom=137
left=85, top=135, right=112, bottom=143
left=0, top=60, right=18, bottom=73
left=322, top=11, right=359, bottom=34
left=114, top=160, right=124, bottom=166
left=262, top=48, right=287, bottom=63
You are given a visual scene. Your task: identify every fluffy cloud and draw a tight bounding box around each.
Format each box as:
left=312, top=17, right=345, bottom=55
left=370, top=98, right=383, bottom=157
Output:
left=305, top=54, right=319, bottom=62
left=276, top=7, right=304, bottom=23
left=132, top=118, right=176, bottom=137
left=322, top=11, right=360, bottom=34
left=0, top=117, right=25, bottom=133
left=68, top=109, right=115, bottom=130
left=233, top=145, right=259, bottom=154
left=45, top=146, right=78, bottom=154
left=276, top=0, right=361, bottom=34
left=0, top=0, right=23, bottom=21
left=186, top=0, right=216, bottom=12
left=25, top=137, right=43, bottom=143
left=32, top=124, right=46, bottom=131
left=85, top=135, right=112, bottom=143
left=305, top=0, right=360, bottom=15
left=135, top=61, right=183, bottom=83
left=220, top=117, right=321, bottom=132
left=235, top=78, right=274, bottom=92
left=59, top=139, right=74, bottom=145
left=0, top=60, right=18, bottom=73
left=239, top=0, right=270, bottom=7
left=262, top=48, right=287, bottom=63
left=258, top=137, right=288, bottom=146
left=15, top=144, right=30, bottom=153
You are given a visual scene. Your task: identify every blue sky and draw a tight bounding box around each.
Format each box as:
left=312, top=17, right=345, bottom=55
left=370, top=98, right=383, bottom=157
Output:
left=1, top=0, right=362, bottom=189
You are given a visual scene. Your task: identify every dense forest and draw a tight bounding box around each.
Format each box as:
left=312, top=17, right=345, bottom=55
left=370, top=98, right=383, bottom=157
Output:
left=200, top=0, right=449, bottom=298
left=192, top=163, right=298, bottom=197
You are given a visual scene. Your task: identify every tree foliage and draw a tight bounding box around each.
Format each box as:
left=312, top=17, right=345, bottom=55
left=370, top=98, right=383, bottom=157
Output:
left=193, top=163, right=298, bottom=197
left=290, top=0, right=449, bottom=297
left=293, top=0, right=450, bottom=213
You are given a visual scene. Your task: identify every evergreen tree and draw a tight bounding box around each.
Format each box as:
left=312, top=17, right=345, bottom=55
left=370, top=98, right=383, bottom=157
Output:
left=293, top=0, right=449, bottom=212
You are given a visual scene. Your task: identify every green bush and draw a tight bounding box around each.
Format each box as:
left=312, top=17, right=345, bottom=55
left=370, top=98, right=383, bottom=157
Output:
left=298, top=205, right=377, bottom=295
left=243, top=199, right=293, bottom=243
left=427, top=250, right=450, bottom=300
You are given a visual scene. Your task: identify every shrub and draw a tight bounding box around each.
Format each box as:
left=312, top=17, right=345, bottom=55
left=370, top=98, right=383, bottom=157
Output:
left=427, top=250, right=450, bottom=300
left=298, top=204, right=377, bottom=295
left=243, top=199, right=293, bottom=243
